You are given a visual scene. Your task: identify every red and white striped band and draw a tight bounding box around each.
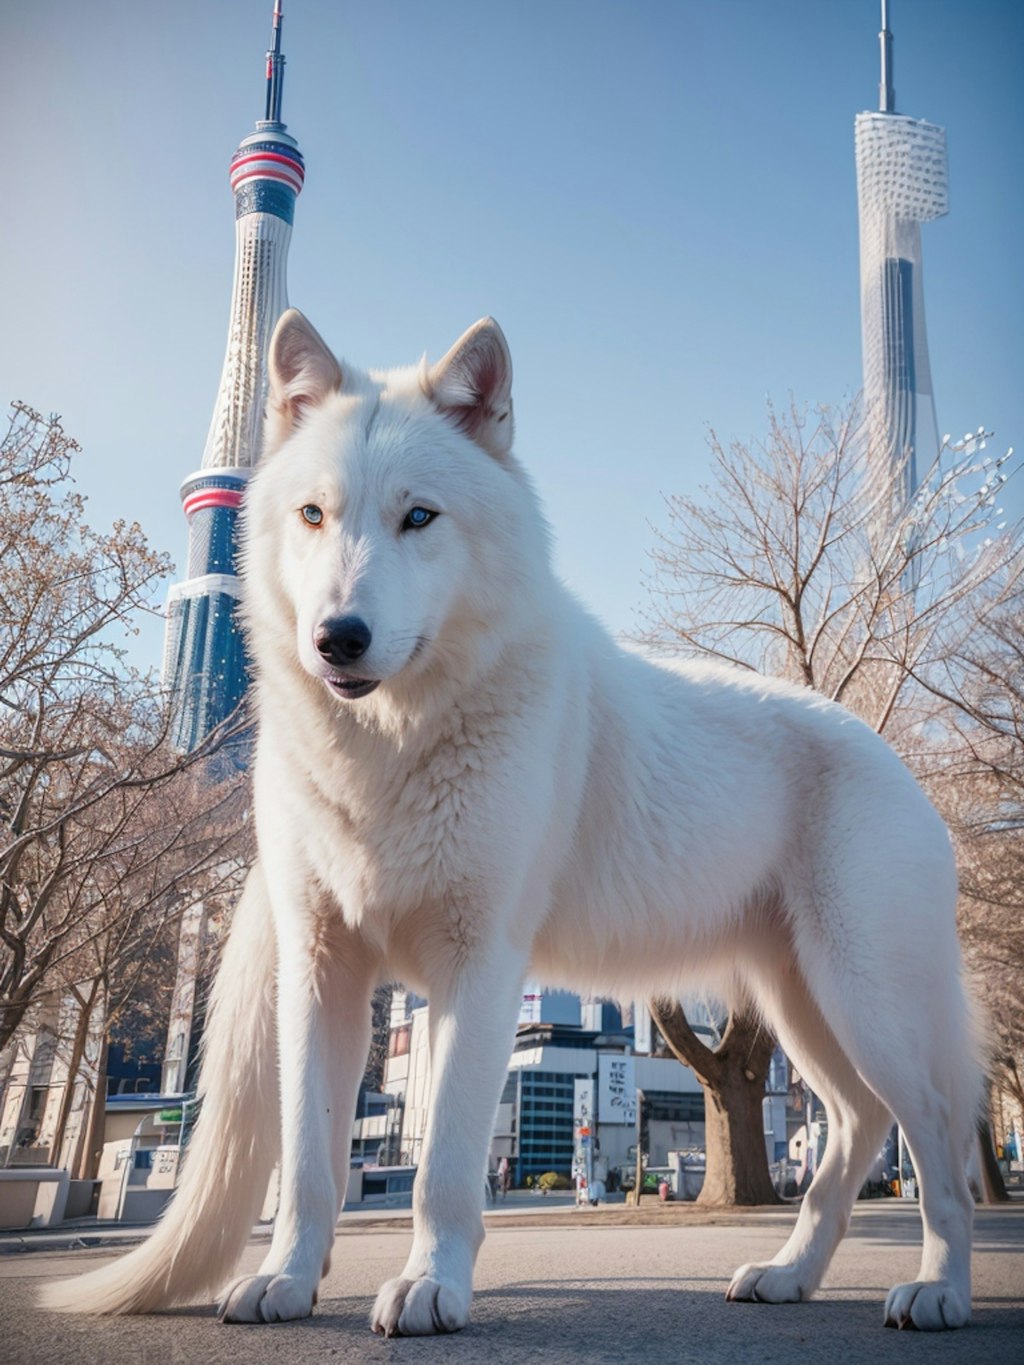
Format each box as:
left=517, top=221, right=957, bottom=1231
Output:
left=230, top=150, right=305, bottom=195
left=183, top=487, right=245, bottom=518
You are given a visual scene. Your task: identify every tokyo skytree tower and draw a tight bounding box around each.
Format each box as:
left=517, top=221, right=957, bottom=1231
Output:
left=855, top=0, right=947, bottom=522
left=162, top=2, right=304, bottom=751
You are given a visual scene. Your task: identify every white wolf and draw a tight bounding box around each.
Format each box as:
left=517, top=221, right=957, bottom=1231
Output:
left=43, top=312, right=980, bottom=1333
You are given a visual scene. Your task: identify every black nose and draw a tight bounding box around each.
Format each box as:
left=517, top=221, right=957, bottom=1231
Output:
left=314, top=615, right=372, bottom=665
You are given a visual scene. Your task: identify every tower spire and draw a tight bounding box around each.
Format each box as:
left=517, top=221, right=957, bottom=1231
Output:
left=265, top=2, right=286, bottom=126
left=878, top=0, right=895, bottom=113
left=856, top=0, right=948, bottom=565
left=163, top=5, right=305, bottom=754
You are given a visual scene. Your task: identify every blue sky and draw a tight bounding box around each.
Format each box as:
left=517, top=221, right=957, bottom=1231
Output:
left=5, top=0, right=1022, bottom=673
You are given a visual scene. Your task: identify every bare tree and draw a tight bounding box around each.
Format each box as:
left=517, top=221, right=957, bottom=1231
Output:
left=50, top=784, right=250, bottom=1175
left=639, top=402, right=1021, bottom=1204
left=0, top=402, right=249, bottom=1078
left=923, top=588, right=1024, bottom=1180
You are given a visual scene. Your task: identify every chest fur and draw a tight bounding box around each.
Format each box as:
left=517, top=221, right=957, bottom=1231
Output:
left=277, top=713, right=526, bottom=930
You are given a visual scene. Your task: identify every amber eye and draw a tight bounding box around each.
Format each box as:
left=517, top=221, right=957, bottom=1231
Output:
left=301, top=504, right=323, bottom=526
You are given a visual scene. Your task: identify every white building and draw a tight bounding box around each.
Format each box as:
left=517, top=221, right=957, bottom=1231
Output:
left=0, top=991, right=102, bottom=1171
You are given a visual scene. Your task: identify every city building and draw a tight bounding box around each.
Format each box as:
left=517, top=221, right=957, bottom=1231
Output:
left=358, top=987, right=798, bottom=1195
left=0, top=993, right=94, bottom=1169
left=855, top=0, right=948, bottom=525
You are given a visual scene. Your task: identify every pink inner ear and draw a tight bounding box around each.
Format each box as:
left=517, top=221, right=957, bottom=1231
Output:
left=441, top=336, right=509, bottom=413
left=447, top=405, right=483, bottom=441
left=469, top=342, right=503, bottom=409
left=425, top=319, right=513, bottom=456
left=270, top=312, right=343, bottom=417
left=273, top=380, right=321, bottom=426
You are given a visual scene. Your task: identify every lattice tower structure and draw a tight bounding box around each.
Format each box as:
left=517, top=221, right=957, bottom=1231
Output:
left=163, top=3, right=304, bottom=752
left=855, top=109, right=947, bottom=530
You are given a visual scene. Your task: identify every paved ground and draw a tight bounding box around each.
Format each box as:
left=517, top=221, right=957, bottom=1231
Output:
left=2, top=1202, right=1022, bottom=1363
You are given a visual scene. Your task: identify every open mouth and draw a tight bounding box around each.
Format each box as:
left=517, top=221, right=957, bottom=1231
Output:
left=323, top=676, right=381, bottom=701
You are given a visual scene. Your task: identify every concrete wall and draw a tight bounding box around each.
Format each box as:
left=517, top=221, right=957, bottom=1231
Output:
left=0, top=1168, right=70, bottom=1231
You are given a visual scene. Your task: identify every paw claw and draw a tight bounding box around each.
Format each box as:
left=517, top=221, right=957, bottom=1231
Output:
left=727, top=1261, right=806, bottom=1305
left=884, top=1280, right=969, bottom=1331
left=371, top=1275, right=470, bottom=1337
left=218, top=1272, right=316, bottom=1324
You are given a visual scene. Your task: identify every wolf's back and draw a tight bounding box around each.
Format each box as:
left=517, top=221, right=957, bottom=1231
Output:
left=40, top=865, right=279, bottom=1314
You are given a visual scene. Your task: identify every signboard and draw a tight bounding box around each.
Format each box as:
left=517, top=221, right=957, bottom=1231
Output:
left=598, top=1053, right=637, bottom=1126
left=573, top=1078, right=595, bottom=1182
left=574, top=1078, right=594, bottom=1133
left=519, top=985, right=543, bottom=1026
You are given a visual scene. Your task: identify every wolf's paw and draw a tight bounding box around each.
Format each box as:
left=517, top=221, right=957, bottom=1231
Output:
left=884, top=1280, right=970, bottom=1331
left=218, top=1272, right=316, bottom=1324
left=726, top=1261, right=808, bottom=1304
left=370, top=1275, right=470, bottom=1337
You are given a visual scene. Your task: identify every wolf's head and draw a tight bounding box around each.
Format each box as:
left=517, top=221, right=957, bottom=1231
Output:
left=241, top=312, right=551, bottom=721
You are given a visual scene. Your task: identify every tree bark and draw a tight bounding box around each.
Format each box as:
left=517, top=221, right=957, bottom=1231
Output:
left=649, top=997, right=781, bottom=1206
left=50, top=980, right=99, bottom=1168
left=697, top=1053, right=781, bottom=1205
left=975, top=1113, right=1010, bottom=1203
left=74, top=1033, right=108, bottom=1180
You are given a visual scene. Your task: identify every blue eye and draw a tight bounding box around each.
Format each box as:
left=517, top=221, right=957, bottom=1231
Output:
left=300, top=504, right=323, bottom=526
left=402, top=506, right=436, bottom=531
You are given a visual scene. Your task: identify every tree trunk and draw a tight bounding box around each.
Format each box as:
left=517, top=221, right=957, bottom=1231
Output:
left=74, top=1033, right=108, bottom=1180
left=698, top=1052, right=781, bottom=1205
left=649, top=997, right=782, bottom=1207
left=50, top=980, right=99, bottom=1169
left=975, top=1112, right=1010, bottom=1203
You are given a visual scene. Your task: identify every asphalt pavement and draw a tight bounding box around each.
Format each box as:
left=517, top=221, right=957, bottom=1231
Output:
left=2, top=1201, right=1022, bottom=1363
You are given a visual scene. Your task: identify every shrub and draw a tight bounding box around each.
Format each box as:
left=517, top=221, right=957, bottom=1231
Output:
left=537, top=1171, right=571, bottom=1191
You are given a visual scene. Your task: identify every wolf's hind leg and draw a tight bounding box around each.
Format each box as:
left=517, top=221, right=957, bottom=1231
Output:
left=748, top=878, right=978, bottom=1331
left=727, top=962, right=891, bottom=1305
left=816, top=920, right=977, bottom=1328
left=219, top=914, right=377, bottom=1324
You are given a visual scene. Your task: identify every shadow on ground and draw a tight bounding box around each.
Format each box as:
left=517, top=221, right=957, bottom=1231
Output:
left=6, top=1276, right=1023, bottom=1365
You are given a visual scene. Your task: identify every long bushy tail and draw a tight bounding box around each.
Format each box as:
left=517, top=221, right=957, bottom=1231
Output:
left=41, top=864, right=279, bottom=1314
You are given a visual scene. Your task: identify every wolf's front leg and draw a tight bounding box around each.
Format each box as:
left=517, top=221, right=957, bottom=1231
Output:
left=220, top=906, right=377, bottom=1324
left=371, top=943, right=527, bottom=1336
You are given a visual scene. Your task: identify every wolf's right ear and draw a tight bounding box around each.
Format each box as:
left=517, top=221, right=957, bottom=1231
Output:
left=266, top=309, right=343, bottom=448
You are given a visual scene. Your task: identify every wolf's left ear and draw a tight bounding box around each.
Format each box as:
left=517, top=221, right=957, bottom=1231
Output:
left=266, top=309, right=343, bottom=445
left=423, top=318, right=514, bottom=460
